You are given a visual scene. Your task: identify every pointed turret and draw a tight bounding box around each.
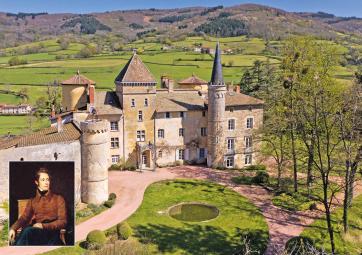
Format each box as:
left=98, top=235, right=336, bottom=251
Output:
left=207, top=42, right=226, bottom=168
left=210, top=42, right=224, bottom=85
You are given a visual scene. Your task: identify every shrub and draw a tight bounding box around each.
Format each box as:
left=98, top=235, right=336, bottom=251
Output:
left=242, top=164, right=267, bottom=171
left=285, top=236, right=315, bottom=255
left=104, top=199, right=115, bottom=208
left=76, top=207, right=93, bottom=218
left=108, top=164, right=121, bottom=171
left=215, top=165, right=227, bottom=170
left=252, top=171, right=269, bottom=184
left=87, top=203, right=106, bottom=214
left=86, top=230, right=107, bottom=250
left=117, top=222, right=133, bottom=240
left=231, top=176, right=253, bottom=185
left=108, top=193, right=117, bottom=200
left=8, top=56, right=27, bottom=66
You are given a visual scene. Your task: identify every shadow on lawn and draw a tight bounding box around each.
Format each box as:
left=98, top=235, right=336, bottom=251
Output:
left=135, top=224, right=268, bottom=255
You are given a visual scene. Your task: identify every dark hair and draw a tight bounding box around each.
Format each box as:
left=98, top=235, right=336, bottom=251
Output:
left=35, top=167, right=50, bottom=182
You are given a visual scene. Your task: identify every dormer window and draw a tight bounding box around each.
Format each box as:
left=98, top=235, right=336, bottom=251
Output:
left=131, top=99, right=135, bottom=107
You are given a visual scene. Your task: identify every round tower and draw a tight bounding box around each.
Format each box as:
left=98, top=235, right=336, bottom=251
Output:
left=207, top=42, right=226, bottom=168
left=80, top=119, right=109, bottom=204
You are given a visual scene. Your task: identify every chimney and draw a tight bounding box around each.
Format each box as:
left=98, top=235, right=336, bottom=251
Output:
left=50, top=105, right=55, bottom=118
left=227, top=83, right=234, bottom=92
left=168, top=79, right=174, bottom=93
left=57, top=116, right=63, bottom=133
left=89, top=85, right=95, bottom=105
left=235, top=85, right=240, bottom=93
left=161, top=75, right=168, bottom=88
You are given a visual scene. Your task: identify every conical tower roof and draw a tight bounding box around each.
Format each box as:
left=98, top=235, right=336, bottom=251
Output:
left=115, top=52, right=156, bottom=84
left=210, top=42, right=224, bottom=85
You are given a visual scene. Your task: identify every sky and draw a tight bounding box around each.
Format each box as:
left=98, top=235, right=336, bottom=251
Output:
left=1, top=0, right=362, bottom=18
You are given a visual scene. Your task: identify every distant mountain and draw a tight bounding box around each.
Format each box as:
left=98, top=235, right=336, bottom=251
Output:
left=1, top=4, right=362, bottom=48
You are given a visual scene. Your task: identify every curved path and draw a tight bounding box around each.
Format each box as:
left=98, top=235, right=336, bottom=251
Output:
left=0, top=166, right=360, bottom=255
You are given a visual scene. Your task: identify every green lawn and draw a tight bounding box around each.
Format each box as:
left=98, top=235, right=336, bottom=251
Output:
left=124, top=179, right=268, bottom=254
left=41, top=179, right=269, bottom=255
left=301, top=195, right=362, bottom=254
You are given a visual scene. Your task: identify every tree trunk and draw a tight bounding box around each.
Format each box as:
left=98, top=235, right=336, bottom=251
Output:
left=343, top=161, right=350, bottom=233
left=323, top=176, right=336, bottom=254
left=306, top=143, right=314, bottom=198
left=291, top=127, right=298, bottom=192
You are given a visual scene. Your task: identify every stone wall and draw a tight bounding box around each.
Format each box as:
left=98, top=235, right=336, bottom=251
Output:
left=0, top=141, right=81, bottom=203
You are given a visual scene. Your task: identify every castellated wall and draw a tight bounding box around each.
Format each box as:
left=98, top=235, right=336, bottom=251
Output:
left=80, top=120, right=109, bottom=205
left=0, top=141, right=81, bottom=203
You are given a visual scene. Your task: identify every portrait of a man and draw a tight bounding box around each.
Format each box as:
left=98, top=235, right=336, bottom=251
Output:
left=8, top=162, right=74, bottom=246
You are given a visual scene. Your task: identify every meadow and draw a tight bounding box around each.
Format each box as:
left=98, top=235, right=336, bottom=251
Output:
left=0, top=35, right=357, bottom=135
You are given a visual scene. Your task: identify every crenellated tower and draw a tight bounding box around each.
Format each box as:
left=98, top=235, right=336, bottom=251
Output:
left=80, top=119, right=110, bottom=204
left=207, top=42, right=226, bottom=168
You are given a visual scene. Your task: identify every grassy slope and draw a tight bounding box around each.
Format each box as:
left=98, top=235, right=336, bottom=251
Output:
left=301, top=195, right=362, bottom=254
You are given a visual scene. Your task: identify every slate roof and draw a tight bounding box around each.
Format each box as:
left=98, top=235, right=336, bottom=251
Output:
left=178, top=74, right=207, bottom=85
left=210, top=42, right=224, bottom=85
left=155, top=92, right=206, bottom=112
left=62, top=71, right=96, bottom=85
left=115, top=53, right=157, bottom=84
left=93, top=91, right=123, bottom=115
left=0, top=123, right=81, bottom=150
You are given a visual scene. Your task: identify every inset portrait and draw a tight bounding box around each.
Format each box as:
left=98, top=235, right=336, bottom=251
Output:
left=9, top=161, right=74, bottom=246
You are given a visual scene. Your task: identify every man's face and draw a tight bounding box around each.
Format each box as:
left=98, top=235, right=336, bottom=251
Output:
left=35, top=173, right=50, bottom=191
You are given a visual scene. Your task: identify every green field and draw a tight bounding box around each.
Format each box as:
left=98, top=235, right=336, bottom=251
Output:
left=0, top=116, right=49, bottom=135
left=0, top=35, right=357, bottom=136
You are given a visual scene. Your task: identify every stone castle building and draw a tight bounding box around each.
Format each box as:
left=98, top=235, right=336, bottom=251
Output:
left=0, top=43, right=263, bottom=204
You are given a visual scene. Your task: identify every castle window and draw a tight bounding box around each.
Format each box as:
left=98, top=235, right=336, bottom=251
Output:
left=230, top=107, right=234, bottom=112
left=180, top=112, right=186, bottom=118
left=138, top=111, right=143, bottom=121
left=202, top=111, right=206, bottom=117
left=246, top=117, right=254, bottom=129
left=245, top=136, right=252, bottom=148
left=158, top=150, right=163, bottom=158
left=226, top=156, right=234, bottom=168
left=228, top=119, right=235, bottom=130
left=158, top=129, right=165, bottom=138
left=110, top=121, right=119, bottom=131
left=199, top=148, right=205, bottom=159
left=165, top=112, right=171, bottom=118
left=136, top=130, right=145, bottom=142
left=144, top=98, right=148, bottom=106
left=131, top=99, right=135, bottom=107
left=179, top=128, right=184, bottom=137
left=111, top=155, right=120, bottom=164
left=227, top=138, right=235, bottom=151
left=111, top=137, right=119, bottom=148
left=177, top=149, right=185, bottom=160
left=201, top=127, right=207, bottom=136
left=245, top=154, right=252, bottom=165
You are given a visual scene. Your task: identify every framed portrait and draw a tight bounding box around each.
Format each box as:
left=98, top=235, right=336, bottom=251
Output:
left=9, top=161, right=75, bottom=246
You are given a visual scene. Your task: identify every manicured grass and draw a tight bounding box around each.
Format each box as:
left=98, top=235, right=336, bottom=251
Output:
left=125, top=179, right=269, bottom=254
left=42, top=179, right=269, bottom=255
left=301, top=195, right=362, bottom=254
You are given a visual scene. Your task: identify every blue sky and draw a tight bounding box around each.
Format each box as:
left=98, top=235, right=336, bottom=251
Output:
left=1, top=0, right=362, bottom=17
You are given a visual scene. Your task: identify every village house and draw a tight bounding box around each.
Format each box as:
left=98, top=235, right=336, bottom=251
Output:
left=0, top=104, right=32, bottom=115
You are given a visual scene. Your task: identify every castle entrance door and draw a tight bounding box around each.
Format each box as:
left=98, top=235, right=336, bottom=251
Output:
left=141, top=151, right=151, bottom=168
